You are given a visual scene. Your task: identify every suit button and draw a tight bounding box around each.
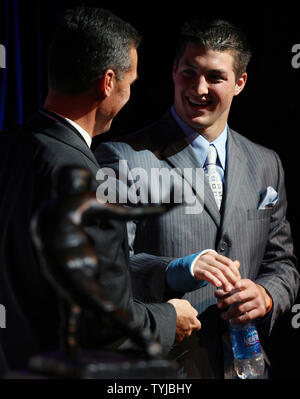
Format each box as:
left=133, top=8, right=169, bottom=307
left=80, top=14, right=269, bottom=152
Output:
left=219, top=242, right=227, bottom=252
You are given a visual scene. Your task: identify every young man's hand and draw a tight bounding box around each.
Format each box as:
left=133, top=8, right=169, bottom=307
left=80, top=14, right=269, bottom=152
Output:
left=215, top=279, right=273, bottom=324
left=193, top=250, right=241, bottom=292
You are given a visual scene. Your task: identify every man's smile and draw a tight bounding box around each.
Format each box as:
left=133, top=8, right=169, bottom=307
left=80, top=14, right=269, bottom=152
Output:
left=186, top=96, right=213, bottom=111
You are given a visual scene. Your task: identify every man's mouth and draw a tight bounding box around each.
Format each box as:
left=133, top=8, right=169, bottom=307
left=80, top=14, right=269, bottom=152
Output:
left=186, top=97, right=212, bottom=108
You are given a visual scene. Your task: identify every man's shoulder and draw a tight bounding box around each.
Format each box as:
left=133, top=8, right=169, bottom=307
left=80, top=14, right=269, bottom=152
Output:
left=112, top=112, right=173, bottom=145
left=5, top=114, right=95, bottom=181
left=229, top=127, right=278, bottom=159
left=95, top=111, right=175, bottom=162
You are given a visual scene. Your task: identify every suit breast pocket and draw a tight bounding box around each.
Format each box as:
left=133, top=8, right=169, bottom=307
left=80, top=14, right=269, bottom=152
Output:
left=247, top=208, right=272, bottom=221
left=246, top=208, right=272, bottom=267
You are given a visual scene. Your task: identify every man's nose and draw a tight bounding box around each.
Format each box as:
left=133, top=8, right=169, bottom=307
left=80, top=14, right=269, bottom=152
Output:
left=193, top=75, right=209, bottom=95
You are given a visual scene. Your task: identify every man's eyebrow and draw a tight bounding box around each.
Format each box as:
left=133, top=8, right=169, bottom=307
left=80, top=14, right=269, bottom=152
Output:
left=182, top=62, right=198, bottom=69
left=182, top=63, right=228, bottom=76
left=208, top=69, right=228, bottom=76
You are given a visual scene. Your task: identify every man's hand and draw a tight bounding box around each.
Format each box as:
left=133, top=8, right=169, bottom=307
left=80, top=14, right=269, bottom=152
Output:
left=215, top=279, right=272, bottom=324
left=168, top=298, right=201, bottom=343
left=193, top=251, right=241, bottom=292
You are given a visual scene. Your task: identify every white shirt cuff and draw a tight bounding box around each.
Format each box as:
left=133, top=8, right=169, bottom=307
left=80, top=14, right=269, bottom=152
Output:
left=190, top=249, right=218, bottom=276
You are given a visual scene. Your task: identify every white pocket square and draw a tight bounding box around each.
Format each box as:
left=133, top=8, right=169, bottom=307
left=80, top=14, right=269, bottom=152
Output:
left=258, top=186, right=278, bottom=209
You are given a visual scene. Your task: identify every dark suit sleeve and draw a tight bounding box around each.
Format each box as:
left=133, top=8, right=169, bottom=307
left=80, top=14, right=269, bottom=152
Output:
left=131, top=300, right=177, bottom=349
left=254, top=151, right=299, bottom=332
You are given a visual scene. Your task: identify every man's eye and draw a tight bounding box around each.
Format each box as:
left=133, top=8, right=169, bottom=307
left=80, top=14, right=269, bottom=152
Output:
left=207, top=75, right=223, bottom=83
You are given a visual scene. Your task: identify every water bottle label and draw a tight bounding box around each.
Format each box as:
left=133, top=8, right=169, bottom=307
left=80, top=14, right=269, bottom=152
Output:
left=231, top=325, right=262, bottom=359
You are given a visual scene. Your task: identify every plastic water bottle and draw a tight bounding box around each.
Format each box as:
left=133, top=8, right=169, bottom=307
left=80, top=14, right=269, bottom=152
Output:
left=228, top=321, right=265, bottom=379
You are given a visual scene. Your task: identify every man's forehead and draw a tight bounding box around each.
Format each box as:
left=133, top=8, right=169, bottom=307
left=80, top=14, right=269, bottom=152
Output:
left=180, top=44, right=235, bottom=70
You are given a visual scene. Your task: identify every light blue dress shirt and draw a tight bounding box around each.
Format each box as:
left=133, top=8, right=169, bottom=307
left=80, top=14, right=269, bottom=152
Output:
left=166, top=106, right=228, bottom=293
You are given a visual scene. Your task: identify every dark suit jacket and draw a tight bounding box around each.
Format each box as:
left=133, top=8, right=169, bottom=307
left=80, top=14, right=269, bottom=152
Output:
left=95, top=110, right=299, bottom=378
left=0, top=110, right=176, bottom=375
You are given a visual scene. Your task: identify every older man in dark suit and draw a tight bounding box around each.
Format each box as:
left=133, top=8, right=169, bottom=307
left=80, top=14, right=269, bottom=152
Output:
left=94, top=19, right=299, bottom=378
left=0, top=7, right=201, bottom=375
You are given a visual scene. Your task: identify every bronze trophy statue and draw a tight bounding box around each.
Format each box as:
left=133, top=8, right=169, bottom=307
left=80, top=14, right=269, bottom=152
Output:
left=29, top=165, right=177, bottom=378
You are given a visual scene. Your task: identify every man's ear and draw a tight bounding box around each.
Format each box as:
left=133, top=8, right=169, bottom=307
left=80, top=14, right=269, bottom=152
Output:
left=96, top=69, right=115, bottom=99
left=234, top=72, right=247, bottom=96
left=172, top=61, right=178, bottom=82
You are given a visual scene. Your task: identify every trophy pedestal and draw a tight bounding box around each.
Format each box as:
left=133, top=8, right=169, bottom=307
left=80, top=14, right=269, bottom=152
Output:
left=25, top=349, right=177, bottom=379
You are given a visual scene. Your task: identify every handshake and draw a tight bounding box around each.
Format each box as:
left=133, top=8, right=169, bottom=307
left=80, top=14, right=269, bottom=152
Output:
left=168, top=250, right=272, bottom=343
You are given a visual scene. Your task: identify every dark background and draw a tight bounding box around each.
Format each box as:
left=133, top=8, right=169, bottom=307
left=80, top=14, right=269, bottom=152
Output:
left=0, top=0, right=299, bottom=379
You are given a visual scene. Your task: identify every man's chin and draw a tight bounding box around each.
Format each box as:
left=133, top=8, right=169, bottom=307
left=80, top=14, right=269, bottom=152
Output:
left=95, top=121, right=112, bottom=136
left=187, top=117, right=210, bottom=132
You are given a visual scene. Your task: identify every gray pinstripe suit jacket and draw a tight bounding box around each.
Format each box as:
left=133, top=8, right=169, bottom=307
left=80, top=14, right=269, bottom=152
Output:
left=95, top=110, right=299, bottom=378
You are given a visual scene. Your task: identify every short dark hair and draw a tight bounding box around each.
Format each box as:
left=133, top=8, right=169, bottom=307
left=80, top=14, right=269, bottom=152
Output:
left=48, top=7, right=142, bottom=94
left=175, top=19, right=252, bottom=79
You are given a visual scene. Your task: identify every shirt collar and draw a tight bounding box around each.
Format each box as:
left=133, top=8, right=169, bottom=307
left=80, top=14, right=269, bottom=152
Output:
left=64, top=117, right=92, bottom=148
left=170, top=105, right=227, bottom=169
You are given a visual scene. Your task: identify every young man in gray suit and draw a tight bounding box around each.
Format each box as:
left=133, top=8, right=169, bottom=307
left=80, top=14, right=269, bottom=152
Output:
left=94, top=19, right=299, bottom=378
left=0, top=7, right=201, bottom=375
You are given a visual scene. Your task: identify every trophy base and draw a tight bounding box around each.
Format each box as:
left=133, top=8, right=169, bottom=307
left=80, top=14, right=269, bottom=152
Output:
left=26, top=349, right=177, bottom=379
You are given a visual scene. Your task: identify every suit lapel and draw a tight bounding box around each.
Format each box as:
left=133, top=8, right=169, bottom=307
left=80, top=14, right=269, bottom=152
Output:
left=159, top=112, right=221, bottom=227
left=221, top=128, right=248, bottom=235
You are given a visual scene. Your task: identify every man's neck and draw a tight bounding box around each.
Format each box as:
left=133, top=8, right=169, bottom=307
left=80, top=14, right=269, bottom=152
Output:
left=44, top=89, right=98, bottom=138
left=195, top=120, right=228, bottom=142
